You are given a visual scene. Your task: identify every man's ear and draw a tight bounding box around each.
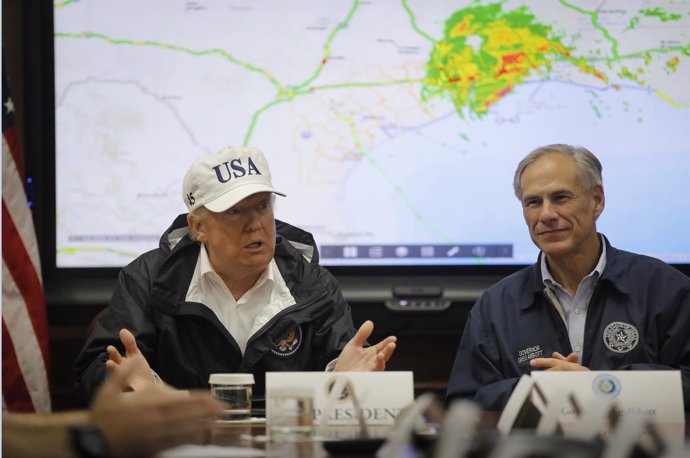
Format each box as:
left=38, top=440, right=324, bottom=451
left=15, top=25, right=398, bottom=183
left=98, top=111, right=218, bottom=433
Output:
left=187, top=213, right=206, bottom=242
left=593, top=185, right=605, bottom=218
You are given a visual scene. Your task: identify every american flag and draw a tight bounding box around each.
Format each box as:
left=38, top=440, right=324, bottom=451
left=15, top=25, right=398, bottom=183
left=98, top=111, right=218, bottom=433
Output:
left=2, top=59, right=51, bottom=412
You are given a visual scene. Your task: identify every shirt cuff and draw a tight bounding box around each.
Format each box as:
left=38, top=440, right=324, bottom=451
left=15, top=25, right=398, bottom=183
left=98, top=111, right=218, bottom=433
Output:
left=325, top=358, right=338, bottom=372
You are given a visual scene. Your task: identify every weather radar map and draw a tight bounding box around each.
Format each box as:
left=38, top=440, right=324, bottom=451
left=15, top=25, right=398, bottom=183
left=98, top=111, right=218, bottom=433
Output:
left=54, top=0, right=690, bottom=267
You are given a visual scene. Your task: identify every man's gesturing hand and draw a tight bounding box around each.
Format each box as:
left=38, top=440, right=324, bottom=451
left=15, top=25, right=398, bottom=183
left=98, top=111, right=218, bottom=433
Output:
left=105, top=328, right=156, bottom=391
left=334, top=320, right=397, bottom=372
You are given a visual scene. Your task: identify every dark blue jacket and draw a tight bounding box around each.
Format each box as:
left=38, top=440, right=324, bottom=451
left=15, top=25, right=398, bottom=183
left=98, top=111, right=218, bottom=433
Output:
left=446, top=236, right=690, bottom=411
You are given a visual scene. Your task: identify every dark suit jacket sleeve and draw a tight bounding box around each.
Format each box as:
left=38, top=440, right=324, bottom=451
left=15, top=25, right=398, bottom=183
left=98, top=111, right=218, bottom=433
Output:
left=446, top=294, right=520, bottom=410
left=310, top=265, right=357, bottom=369
left=73, top=261, right=157, bottom=405
left=616, top=269, right=690, bottom=411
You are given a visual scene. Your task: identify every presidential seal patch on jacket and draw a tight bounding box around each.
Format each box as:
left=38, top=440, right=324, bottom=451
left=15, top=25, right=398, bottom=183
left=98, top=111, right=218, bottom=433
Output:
left=270, top=325, right=303, bottom=357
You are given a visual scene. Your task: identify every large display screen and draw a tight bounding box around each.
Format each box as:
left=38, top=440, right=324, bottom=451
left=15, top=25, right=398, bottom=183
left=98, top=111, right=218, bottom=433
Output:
left=53, top=1, right=690, bottom=268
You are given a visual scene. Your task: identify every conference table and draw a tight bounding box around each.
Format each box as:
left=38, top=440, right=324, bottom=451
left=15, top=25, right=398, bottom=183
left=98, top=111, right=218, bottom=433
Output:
left=208, top=421, right=394, bottom=457
left=195, top=412, right=690, bottom=458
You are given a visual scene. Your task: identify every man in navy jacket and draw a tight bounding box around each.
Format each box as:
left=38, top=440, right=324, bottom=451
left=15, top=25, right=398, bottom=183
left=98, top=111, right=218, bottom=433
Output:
left=446, top=144, right=690, bottom=410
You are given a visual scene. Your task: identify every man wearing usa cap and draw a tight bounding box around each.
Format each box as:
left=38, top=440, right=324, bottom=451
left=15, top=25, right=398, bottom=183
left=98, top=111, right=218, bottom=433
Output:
left=74, top=146, right=397, bottom=402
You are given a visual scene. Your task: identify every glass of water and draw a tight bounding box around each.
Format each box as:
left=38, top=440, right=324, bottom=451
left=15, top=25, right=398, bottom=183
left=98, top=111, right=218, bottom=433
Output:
left=209, top=373, right=254, bottom=423
left=267, top=386, right=315, bottom=441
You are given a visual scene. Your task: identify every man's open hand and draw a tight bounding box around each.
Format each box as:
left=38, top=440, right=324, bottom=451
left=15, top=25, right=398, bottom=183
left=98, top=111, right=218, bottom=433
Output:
left=105, top=328, right=156, bottom=391
left=334, top=320, right=397, bottom=371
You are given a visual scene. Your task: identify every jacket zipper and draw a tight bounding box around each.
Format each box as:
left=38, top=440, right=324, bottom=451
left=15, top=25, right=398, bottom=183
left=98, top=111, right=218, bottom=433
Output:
left=541, top=289, right=571, bottom=343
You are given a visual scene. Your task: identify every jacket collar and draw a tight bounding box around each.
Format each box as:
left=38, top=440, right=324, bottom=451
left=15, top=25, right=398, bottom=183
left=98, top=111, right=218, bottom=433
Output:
left=150, top=215, right=324, bottom=306
left=520, top=233, right=629, bottom=310
left=596, top=235, right=631, bottom=295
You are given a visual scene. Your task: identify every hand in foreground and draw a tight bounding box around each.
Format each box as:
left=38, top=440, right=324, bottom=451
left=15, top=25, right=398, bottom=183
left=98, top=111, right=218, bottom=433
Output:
left=529, top=351, right=589, bottom=371
left=105, top=328, right=155, bottom=391
left=91, top=358, right=223, bottom=458
left=334, top=320, right=397, bottom=371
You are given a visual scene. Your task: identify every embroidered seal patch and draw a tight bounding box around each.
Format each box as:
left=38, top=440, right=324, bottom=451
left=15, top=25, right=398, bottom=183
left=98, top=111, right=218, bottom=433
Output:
left=603, top=321, right=639, bottom=353
left=270, top=324, right=303, bottom=357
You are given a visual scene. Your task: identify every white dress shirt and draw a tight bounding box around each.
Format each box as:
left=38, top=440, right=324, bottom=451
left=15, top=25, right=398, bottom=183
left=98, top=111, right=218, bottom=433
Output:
left=185, top=244, right=296, bottom=354
left=541, top=235, right=607, bottom=363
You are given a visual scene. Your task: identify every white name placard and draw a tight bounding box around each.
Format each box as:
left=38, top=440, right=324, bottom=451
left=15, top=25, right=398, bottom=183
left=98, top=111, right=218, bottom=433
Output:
left=265, top=371, right=414, bottom=425
left=530, top=370, right=685, bottom=444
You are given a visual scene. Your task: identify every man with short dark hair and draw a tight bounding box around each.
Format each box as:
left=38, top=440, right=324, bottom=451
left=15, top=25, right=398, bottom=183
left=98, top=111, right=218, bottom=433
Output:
left=446, top=144, right=690, bottom=410
left=75, top=146, right=397, bottom=402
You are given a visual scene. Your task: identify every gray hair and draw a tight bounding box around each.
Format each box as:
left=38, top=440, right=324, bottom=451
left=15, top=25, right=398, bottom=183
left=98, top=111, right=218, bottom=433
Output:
left=513, top=144, right=603, bottom=200
left=187, top=206, right=209, bottom=242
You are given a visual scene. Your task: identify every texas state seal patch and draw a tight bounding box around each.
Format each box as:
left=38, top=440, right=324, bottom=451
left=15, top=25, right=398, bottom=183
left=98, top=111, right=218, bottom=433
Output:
left=270, top=324, right=303, bottom=358
left=603, top=321, right=639, bottom=353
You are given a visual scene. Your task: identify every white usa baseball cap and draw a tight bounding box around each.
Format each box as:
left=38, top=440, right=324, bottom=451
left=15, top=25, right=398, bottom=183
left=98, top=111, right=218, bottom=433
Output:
left=182, top=146, right=286, bottom=212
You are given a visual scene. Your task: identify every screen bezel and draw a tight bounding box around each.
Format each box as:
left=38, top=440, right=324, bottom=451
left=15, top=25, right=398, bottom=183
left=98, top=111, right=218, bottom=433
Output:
left=28, top=2, right=690, bottom=307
